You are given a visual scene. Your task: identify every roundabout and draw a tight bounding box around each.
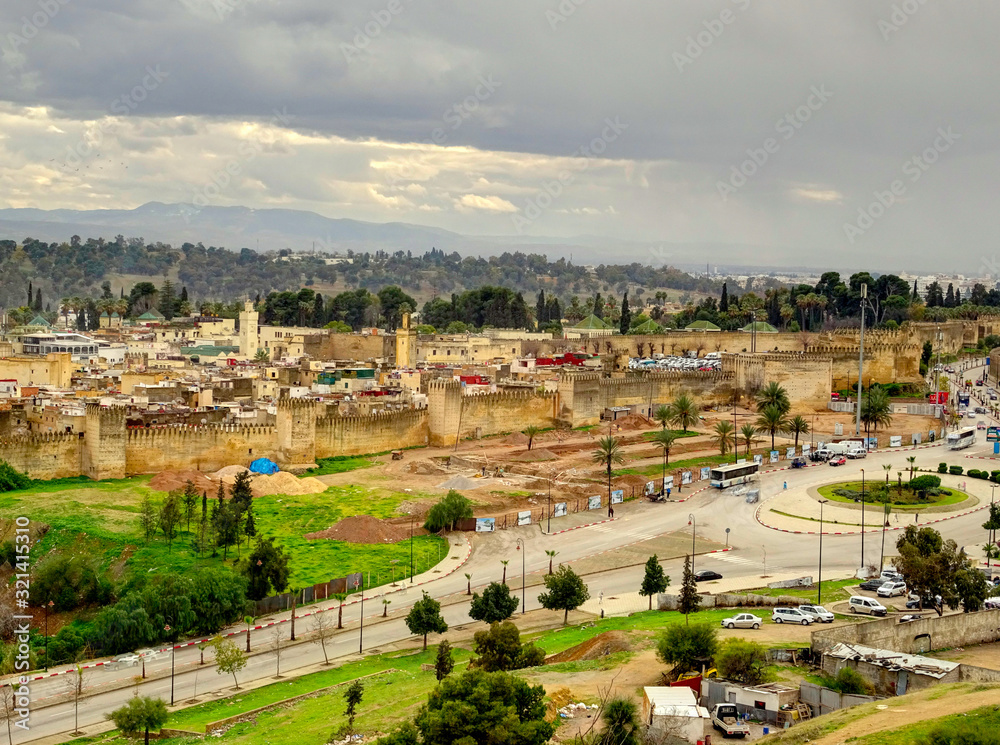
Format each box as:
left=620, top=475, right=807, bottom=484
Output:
left=755, top=470, right=992, bottom=537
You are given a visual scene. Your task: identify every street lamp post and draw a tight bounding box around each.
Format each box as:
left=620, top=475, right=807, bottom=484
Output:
left=860, top=468, right=866, bottom=571
left=688, top=514, right=696, bottom=575
left=516, top=538, right=526, bottom=615
left=409, top=515, right=414, bottom=583
left=356, top=579, right=365, bottom=654
left=818, top=500, right=828, bottom=605
left=855, top=284, right=867, bottom=436
left=44, top=600, right=53, bottom=671
left=165, top=624, right=175, bottom=706
left=547, top=476, right=553, bottom=534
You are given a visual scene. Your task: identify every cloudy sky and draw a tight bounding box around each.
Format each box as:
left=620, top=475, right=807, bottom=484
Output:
left=1, top=0, right=997, bottom=271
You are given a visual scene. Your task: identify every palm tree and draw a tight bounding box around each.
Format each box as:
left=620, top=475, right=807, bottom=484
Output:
left=739, top=423, right=760, bottom=457
left=907, top=456, right=917, bottom=480
left=592, top=435, right=626, bottom=516
left=668, top=394, right=698, bottom=433
left=464, top=573, right=472, bottom=595
left=755, top=404, right=789, bottom=452
left=649, top=430, right=678, bottom=491
left=500, top=560, right=509, bottom=585
left=545, top=550, right=558, bottom=575
left=862, top=387, right=893, bottom=437
left=653, top=404, right=672, bottom=430
left=382, top=598, right=391, bottom=617
left=523, top=425, right=541, bottom=451
left=755, top=382, right=790, bottom=415
left=882, top=463, right=892, bottom=485
left=333, top=593, right=348, bottom=629
left=788, top=415, right=810, bottom=450
left=713, top=421, right=735, bottom=456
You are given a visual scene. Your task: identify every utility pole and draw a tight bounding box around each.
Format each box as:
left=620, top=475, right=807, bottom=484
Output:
left=855, top=283, right=867, bottom=436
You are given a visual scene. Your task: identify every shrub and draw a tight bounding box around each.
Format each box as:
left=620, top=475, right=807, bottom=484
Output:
left=33, top=555, right=114, bottom=612
left=909, top=475, right=942, bottom=490
left=715, top=639, right=769, bottom=685
left=974, top=470, right=990, bottom=480
left=0, top=461, right=31, bottom=492
left=938, top=463, right=949, bottom=474
left=832, top=667, right=874, bottom=695
left=423, top=490, right=474, bottom=533
left=991, top=471, right=1000, bottom=483
left=949, top=466, right=964, bottom=475
left=968, top=469, right=980, bottom=478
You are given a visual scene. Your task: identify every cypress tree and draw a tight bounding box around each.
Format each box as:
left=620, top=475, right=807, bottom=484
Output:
left=535, top=290, right=546, bottom=326
left=720, top=282, right=729, bottom=312
left=619, top=292, right=631, bottom=334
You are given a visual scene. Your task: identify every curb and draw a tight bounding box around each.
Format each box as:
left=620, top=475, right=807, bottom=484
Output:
left=754, top=499, right=990, bottom=536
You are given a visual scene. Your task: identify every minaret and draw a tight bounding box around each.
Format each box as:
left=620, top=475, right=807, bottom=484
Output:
left=239, top=300, right=259, bottom=358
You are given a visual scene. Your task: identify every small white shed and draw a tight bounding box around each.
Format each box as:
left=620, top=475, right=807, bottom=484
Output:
left=642, top=687, right=711, bottom=743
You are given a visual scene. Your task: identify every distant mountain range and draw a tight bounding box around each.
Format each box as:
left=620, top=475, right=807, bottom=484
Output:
left=0, top=202, right=784, bottom=272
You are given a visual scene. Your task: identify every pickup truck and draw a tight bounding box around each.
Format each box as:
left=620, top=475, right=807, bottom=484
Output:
left=712, top=704, right=749, bottom=738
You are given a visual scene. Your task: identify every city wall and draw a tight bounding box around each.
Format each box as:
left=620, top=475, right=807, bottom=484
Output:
left=812, top=609, right=1000, bottom=655
left=124, top=424, right=277, bottom=475
left=0, top=432, right=82, bottom=480
left=557, top=370, right=733, bottom=427
left=426, top=379, right=557, bottom=446
left=726, top=353, right=832, bottom=411
left=316, top=409, right=428, bottom=457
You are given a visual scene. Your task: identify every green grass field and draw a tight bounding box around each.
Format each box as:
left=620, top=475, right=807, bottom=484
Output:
left=303, top=455, right=380, bottom=476
left=0, top=476, right=446, bottom=595
left=72, top=606, right=815, bottom=745
left=746, top=578, right=859, bottom=604
left=817, top=481, right=970, bottom=510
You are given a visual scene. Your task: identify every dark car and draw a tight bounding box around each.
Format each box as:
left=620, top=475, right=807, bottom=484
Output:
left=695, top=570, right=723, bottom=582
left=809, top=451, right=826, bottom=462
left=906, top=596, right=936, bottom=609
left=898, top=614, right=924, bottom=624
left=791, top=457, right=807, bottom=468
left=859, top=578, right=885, bottom=591
left=829, top=456, right=847, bottom=466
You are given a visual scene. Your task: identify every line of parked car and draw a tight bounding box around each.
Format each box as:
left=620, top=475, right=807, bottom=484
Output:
left=627, top=354, right=723, bottom=372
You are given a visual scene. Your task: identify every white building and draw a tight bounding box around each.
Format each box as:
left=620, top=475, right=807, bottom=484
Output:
left=641, top=687, right=710, bottom=743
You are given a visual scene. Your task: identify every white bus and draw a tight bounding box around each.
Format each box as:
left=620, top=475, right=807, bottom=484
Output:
left=947, top=427, right=976, bottom=450
left=710, top=462, right=761, bottom=489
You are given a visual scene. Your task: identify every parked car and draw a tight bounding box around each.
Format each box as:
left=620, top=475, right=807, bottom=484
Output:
left=898, top=614, right=925, bottom=624
left=984, top=597, right=1000, bottom=610
left=772, top=607, right=813, bottom=625
left=791, top=457, right=807, bottom=468
left=695, top=570, right=723, bottom=582
left=880, top=569, right=904, bottom=582
left=859, top=578, right=885, bottom=591
left=721, top=613, right=762, bottom=630
left=906, top=594, right=938, bottom=610
left=829, top=456, right=847, bottom=466
left=711, top=704, right=750, bottom=738
left=847, top=448, right=867, bottom=459
left=878, top=581, right=908, bottom=598
left=848, top=596, right=888, bottom=616
left=797, top=604, right=835, bottom=623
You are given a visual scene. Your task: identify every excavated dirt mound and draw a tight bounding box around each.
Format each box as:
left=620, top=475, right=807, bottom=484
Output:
left=545, top=631, right=631, bottom=665
left=407, top=461, right=447, bottom=476
left=507, top=448, right=558, bottom=462
left=304, top=515, right=427, bottom=544
left=503, top=431, right=530, bottom=446
left=149, top=470, right=215, bottom=493
left=218, top=471, right=328, bottom=497
left=213, top=465, right=250, bottom=479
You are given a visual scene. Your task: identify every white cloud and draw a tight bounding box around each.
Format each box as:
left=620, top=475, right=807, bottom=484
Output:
left=455, top=194, right=517, bottom=213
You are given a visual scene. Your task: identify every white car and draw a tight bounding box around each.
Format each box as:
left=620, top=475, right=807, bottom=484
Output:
left=797, top=604, right=835, bottom=623
left=721, top=613, right=762, bottom=630
left=112, top=653, right=140, bottom=669
left=772, top=607, right=813, bottom=625
left=877, top=581, right=907, bottom=598
left=984, top=597, right=1000, bottom=610
left=136, top=648, right=162, bottom=661
left=846, top=448, right=867, bottom=459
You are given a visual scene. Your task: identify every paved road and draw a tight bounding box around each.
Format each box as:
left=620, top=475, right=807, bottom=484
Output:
left=21, top=361, right=1000, bottom=743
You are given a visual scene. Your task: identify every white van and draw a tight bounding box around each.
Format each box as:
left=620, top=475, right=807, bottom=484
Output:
left=848, top=596, right=887, bottom=616
left=847, top=447, right=867, bottom=459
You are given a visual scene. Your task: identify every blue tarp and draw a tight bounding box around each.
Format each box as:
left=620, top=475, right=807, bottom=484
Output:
left=249, top=458, right=280, bottom=475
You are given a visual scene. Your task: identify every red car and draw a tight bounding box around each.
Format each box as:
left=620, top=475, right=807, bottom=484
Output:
left=829, top=456, right=847, bottom=466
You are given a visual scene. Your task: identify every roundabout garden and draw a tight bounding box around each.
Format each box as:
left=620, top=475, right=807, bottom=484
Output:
left=816, top=474, right=972, bottom=512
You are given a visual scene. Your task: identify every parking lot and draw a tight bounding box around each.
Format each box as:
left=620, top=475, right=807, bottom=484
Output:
left=628, top=355, right=722, bottom=371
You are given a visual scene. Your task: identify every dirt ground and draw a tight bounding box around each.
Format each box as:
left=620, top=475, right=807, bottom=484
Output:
left=808, top=683, right=1000, bottom=745
left=929, top=640, right=1000, bottom=670
left=319, top=407, right=940, bottom=526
